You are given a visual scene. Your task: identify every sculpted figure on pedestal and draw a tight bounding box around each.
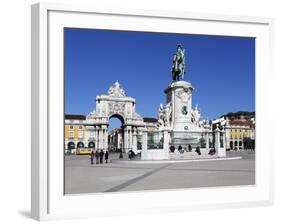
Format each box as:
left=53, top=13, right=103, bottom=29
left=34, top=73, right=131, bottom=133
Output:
left=107, top=80, right=126, bottom=97
left=171, top=44, right=186, bottom=81
left=158, top=103, right=172, bottom=128
left=158, top=103, right=165, bottom=127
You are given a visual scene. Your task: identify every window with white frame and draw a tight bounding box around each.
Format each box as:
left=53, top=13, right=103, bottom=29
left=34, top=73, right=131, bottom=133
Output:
left=69, top=130, right=74, bottom=139
left=78, top=129, right=83, bottom=139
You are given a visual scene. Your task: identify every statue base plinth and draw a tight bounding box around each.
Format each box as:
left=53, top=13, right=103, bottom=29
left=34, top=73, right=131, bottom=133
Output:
left=164, top=80, right=194, bottom=94
left=171, top=130, right=203, bottom=147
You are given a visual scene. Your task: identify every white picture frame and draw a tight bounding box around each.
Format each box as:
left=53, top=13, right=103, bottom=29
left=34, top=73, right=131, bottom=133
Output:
left=31, top=2, right=274, bottom=221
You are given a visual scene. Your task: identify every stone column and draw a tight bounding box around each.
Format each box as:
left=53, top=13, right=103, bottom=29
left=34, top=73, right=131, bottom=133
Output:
left=126, top=128, right=129, bottom=152
left=141, top=129, right=147, bottom=159
left=102, top=129, right=105, bottom=150
left=163, top=128, right=170, bottom=159
left=118, top=131, right=122, bottom=151
left=104, top=126, right=108, bottom=151
left=96, top=129, right=99, bottom=149
left=124, top=127, right=127, bottom=152
left=222, top=128, right=226, bottom=150
left=94, top=126, right=98, bottom=148
left=132, top=128, right=138, bottom=152
left=206, top=131, right=210, bottom=150
left=215, top=125, right=220, bottom=152
left=172, top=90, right=175, bottom=122
left=127, top=127, right=131, bottom=151
left=217, top=127, right=226, bottom=158
left=127, top=128, right=131, bottom=152
left=99, top=128, right=103, bottom=150
left=130, top=127, right=133, bottom=151
left=102, top=125, right=107, bottom=150
left=225, top=127, right=230, bottom=149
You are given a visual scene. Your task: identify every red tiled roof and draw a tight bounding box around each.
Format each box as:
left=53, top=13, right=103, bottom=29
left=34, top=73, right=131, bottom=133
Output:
left=229, top=119, right=253, bottom=127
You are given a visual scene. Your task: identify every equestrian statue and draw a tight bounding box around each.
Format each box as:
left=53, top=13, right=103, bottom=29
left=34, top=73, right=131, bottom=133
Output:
left=171, top=44, right=186, bottom=81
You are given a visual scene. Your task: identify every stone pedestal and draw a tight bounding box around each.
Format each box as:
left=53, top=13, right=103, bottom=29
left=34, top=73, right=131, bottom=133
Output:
left=215, top=127, right=226, bottom=158
left=205, top=131, right=210, bottom=150
left=163, top=128, right=170, bottom=158
left=141, top=129, right=147, bottom=152
left=141, top=128, right=170, bottom=160
left=165, top=81, right=194, bottom=132
left=164, top=81, right=204, bottom=147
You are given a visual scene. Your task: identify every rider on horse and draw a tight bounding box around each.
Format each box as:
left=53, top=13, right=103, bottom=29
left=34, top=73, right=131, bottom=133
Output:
left=171, top=44, right=186, bottom=81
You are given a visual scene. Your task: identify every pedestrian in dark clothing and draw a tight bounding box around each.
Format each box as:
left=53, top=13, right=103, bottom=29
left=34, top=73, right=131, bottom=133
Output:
left=95, top=150, right=100, bottom=164
left=105, top=151, right=109, bottom=163
left=90, top=150, right=95, bottom=165
left=100, top=150, right=104, bottom=164
left=188, top=144, right=192, bottom=152
left=128, top=150, right=135, bottom=160
left=178, top=145, right=183, bottom=153
left=195, top=146, right=201, bottom=155
left=119, top=151, right=123, bottom=159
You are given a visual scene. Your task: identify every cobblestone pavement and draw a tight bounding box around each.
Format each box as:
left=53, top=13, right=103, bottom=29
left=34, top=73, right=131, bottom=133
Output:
left=64, top=151, right=255, bottom=194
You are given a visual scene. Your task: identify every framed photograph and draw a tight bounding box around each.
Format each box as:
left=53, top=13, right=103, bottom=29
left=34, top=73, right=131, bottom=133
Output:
left=31, top=2, right=274, bottom=221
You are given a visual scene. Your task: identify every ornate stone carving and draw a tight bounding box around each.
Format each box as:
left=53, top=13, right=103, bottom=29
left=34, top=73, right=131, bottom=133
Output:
left=133, top=112, right=142, bottom=121
left=158, top=102, right=172, bottom=128
left=85, top=81, right=144, bottom=154
left=101, top=106, right=107, bottom=116
left=175, top=89, right=188, bottom=102
left=108, top=102, right=125, bottom=116
left=107, top=80, right=126, bottom=97
left=87, top=110, right=98, bottom=119
left=126, top=104, right=132, bottom=116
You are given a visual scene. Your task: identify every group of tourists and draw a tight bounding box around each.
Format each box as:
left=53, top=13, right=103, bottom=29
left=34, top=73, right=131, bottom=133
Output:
left=89, top=150, right=109, bottom=165
left=169, top=144, right=219, bottom=156
left=169, top=144, right=194, bottom=153
left=169, top=144, right=204, bottom=156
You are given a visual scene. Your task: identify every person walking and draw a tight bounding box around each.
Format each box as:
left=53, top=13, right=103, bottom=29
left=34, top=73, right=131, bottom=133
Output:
left=105, top=150, right=109, bottom=163
left=188, top=144, right=192, bottom=152
left=119, top=151, right=123, bottom=159
left=90, top=150, right=95, bottom=165
left=100, top=150, right=104, bottom=164
left=95, top=150, right=100, bottom=164
left=178, top=145, right=183, bottom=153
left=195, top=146, right=201, bottom=155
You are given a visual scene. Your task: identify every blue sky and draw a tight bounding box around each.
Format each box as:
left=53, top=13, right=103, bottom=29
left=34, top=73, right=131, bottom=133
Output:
left=64, top=28, right=255, bottom=128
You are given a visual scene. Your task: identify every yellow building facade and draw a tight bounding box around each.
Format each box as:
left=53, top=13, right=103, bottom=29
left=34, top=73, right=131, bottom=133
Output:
left=225, top=119, right=255, bottom=150
left=64, top=114, right=93, bottom=153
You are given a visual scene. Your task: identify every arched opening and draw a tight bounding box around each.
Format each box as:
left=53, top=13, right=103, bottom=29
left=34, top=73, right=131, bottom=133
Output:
left=230, top=141, right=233, bottom=150
left=77, top=141, right=84, bottom=148
left=234, top=141, right=238, bottom=150
left=108, top=114, right=125, bottom=153
left=88, top=141, right=95, bottom=148
left=239, top=141, right=242, bottom=150
left=68, top=141, right=75, bottom=150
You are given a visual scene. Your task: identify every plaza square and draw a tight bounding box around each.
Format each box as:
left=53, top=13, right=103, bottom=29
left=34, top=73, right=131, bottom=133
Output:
left=65, top=151, right=255, bottom=194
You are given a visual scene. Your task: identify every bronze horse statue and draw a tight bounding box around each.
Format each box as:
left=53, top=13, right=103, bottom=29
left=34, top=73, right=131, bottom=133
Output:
left=171, top=44, right=186, bottom=81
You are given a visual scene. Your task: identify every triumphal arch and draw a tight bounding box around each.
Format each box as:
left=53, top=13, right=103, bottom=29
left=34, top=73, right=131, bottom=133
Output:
left=84, top=81, right=145, bottom=153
